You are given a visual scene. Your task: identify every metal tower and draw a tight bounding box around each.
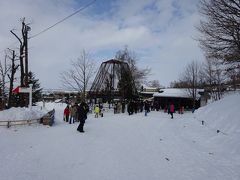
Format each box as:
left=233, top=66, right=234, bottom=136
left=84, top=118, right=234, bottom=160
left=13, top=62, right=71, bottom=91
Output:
left=89, top=59, right=137, bottom=102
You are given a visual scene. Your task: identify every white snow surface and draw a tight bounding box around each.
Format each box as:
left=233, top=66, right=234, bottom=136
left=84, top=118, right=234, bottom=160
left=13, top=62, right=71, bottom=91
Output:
left=0, top=106, right=48, bottom=121
left=0, top=93, right=240, bottom=180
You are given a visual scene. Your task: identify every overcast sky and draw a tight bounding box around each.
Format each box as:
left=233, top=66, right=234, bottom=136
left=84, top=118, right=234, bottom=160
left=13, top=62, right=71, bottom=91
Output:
left=0, top=0, right=204, bottom=89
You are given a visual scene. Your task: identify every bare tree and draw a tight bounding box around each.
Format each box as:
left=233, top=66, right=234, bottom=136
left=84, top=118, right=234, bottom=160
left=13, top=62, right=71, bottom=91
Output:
left=10, top=19, right=27, bottom=87
left=225, top=63, right=240, bottom=90
left=60, top=50, right=95, bottom=102
left=213, top=63, right=226, bottom=100
left=7, top=49, right=19, bottom=108
left=170, top=80, right=189, bottom=88
left=0, top=54, right=11, bottom=108
left=180, top=60, right=202, bottom=107
left=200, top=57, right=227, bottom=101
left=199, top=58, right=215, bottom=96
left=147, top=80, right=163, bottom=89
left=10, top=18, right=31, bottom=107
left=115, top=46, right=151, bottom=89
left=197, top=0, right=240, bottom=64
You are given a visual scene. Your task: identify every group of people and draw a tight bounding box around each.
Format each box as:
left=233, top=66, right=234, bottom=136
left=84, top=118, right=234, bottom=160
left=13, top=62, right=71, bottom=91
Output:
left=113, top=101, right=125, bottom=114
left=127, top=100, right=179, bottom=119
left=63, top=100, right=183, bottom=133
left=111, top=100, right=176, bottom=118
left=63, top=102, right=89, bottom=133
left=163, top=103, right=185, bottom=119
left=126, top=100, right=151, bottom=116
left=63, top=104, right=78, bottom=124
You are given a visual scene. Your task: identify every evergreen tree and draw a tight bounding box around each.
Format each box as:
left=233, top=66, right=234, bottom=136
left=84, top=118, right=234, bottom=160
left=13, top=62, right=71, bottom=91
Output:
left=118, top=66, right=134, bottom=100
left=28, top=71, right=42, bottom=105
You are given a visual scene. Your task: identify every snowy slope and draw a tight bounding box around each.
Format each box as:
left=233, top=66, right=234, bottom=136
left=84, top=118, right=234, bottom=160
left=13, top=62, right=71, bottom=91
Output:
left=195, top=93, right=240, bottom=135
left=0, top=93, right=240, bottom=180
left=194, top=93, right=240, bottom=158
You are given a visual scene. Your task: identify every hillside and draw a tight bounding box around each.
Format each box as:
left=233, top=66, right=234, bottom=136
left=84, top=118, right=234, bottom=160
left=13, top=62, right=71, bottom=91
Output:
left=196, top=93, right=240, bottom=135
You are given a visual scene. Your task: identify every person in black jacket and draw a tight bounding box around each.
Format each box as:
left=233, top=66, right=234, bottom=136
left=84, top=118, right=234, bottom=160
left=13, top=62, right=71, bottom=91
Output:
left=144, top=101, right=150, bottom=116
left=77, top=102, right=89, bottom=133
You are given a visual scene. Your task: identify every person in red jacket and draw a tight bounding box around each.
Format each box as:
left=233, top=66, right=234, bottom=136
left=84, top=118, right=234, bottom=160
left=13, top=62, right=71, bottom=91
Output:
left=170, top=103, right=175, bottom=119
left=64, top=105, right=70, bottom=122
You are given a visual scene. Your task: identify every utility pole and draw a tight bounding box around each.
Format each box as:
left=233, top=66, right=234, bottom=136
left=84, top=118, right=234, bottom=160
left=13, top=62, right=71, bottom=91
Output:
left=24, top=24, right=31, bottom=87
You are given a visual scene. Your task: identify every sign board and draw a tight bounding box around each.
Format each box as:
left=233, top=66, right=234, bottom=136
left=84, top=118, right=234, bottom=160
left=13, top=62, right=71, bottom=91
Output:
left=13, top=86, right=31, bottom=93
left=12, top=86, right=20, bottom=93
left=12, top=85, right=33, bottom=109
left=19, top=87, right=31, bottom=93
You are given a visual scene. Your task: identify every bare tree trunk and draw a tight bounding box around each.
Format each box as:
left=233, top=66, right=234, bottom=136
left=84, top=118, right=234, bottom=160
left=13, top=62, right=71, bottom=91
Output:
left=60, top=50, right=95, bottom=103
left=7, top=49, right=19, bottom=108
left=0, top=55, right=11, bottom=109
left=181, top=61, right=202, bottom=108
left=10, top=18, right=30, bottom=107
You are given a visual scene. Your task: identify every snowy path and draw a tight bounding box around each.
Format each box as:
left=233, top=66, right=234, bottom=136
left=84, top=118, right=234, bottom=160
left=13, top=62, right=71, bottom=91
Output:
left=0, top=106, right=240, bottom=180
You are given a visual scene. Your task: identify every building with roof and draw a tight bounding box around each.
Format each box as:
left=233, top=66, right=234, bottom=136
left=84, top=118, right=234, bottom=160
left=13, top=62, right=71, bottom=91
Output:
left=153, top=88, right=208, bottom=111
left=139, top=86, right=159, bottom=99
left=42, top=89, right=80, bottom=102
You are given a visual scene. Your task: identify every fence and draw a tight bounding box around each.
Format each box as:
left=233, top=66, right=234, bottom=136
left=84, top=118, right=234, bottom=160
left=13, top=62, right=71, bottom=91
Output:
left=40, top=109, right=55, bottom=126
left=0, top=119, right=40, bottom=128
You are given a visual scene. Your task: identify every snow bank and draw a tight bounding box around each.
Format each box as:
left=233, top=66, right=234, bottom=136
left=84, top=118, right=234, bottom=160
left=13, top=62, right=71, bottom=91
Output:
left=0, top=102, right=65, bottom=122
left=0, top=106, right=48, bottom=121
left=195, top=92, right=240, bottom=135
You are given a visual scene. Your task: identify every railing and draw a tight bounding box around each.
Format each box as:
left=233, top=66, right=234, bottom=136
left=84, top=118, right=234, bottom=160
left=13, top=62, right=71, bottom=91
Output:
left=0, top=119, right=40, bottom=128
left=40, top=109, right=55, bottom=126
left=0, top=109, right=55, bottom=128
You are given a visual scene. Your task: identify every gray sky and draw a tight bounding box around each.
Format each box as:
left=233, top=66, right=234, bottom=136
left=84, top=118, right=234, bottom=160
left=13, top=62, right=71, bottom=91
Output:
left=0, top=0, right=204, bottom=89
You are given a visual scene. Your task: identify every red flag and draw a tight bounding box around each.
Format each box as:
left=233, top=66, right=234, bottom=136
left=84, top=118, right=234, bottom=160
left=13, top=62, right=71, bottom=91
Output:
left=12, top=86, right=20, bottom=93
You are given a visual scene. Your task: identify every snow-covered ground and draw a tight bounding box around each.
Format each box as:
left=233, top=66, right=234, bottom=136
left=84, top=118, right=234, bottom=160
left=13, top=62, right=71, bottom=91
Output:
left=0, top=106, right=48, bottom=121
left=0, top=93, right=240, bottom=180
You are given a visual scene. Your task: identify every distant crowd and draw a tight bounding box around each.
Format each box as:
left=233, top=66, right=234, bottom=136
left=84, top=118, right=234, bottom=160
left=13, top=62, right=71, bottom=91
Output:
left=63, top=100, right=186, bottom=133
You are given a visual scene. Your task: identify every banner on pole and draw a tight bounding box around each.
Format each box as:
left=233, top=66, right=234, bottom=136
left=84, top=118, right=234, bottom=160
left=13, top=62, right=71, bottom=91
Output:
left=12, top=86, right=20, bottom=93
left=12, top=84, right=33, bottom=109
left=12, top=86, right=31, bottom=93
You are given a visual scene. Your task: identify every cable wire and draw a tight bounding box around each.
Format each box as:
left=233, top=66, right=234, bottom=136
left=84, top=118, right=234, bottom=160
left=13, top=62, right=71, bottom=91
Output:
left=0, top=0, right=96, bottom=55
left=29, top=0, right=96, bottom=39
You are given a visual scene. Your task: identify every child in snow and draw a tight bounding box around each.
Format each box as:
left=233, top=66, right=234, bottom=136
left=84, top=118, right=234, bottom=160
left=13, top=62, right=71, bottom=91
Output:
left=94, top=104, right=100, bottom=118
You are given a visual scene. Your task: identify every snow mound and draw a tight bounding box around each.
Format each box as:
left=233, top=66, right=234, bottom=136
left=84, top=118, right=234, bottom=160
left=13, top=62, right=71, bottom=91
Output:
left=195, top=92, right=240, bottom=135
left=0, top=106, right=48, bottom=121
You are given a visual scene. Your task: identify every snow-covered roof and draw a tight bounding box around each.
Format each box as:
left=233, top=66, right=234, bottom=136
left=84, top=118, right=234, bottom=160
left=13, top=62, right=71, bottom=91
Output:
left=42, top=89, right=79, bottom=95
left=143, top=87, right=158, bottom=90
left=153, top=88, right=203, bottom=99
left=140, top=91, right=155, bottom=95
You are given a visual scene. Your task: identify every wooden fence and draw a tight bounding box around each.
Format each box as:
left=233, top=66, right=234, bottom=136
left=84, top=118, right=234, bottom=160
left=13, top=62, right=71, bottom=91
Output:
left=40, top=109, right=55, bottom=126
